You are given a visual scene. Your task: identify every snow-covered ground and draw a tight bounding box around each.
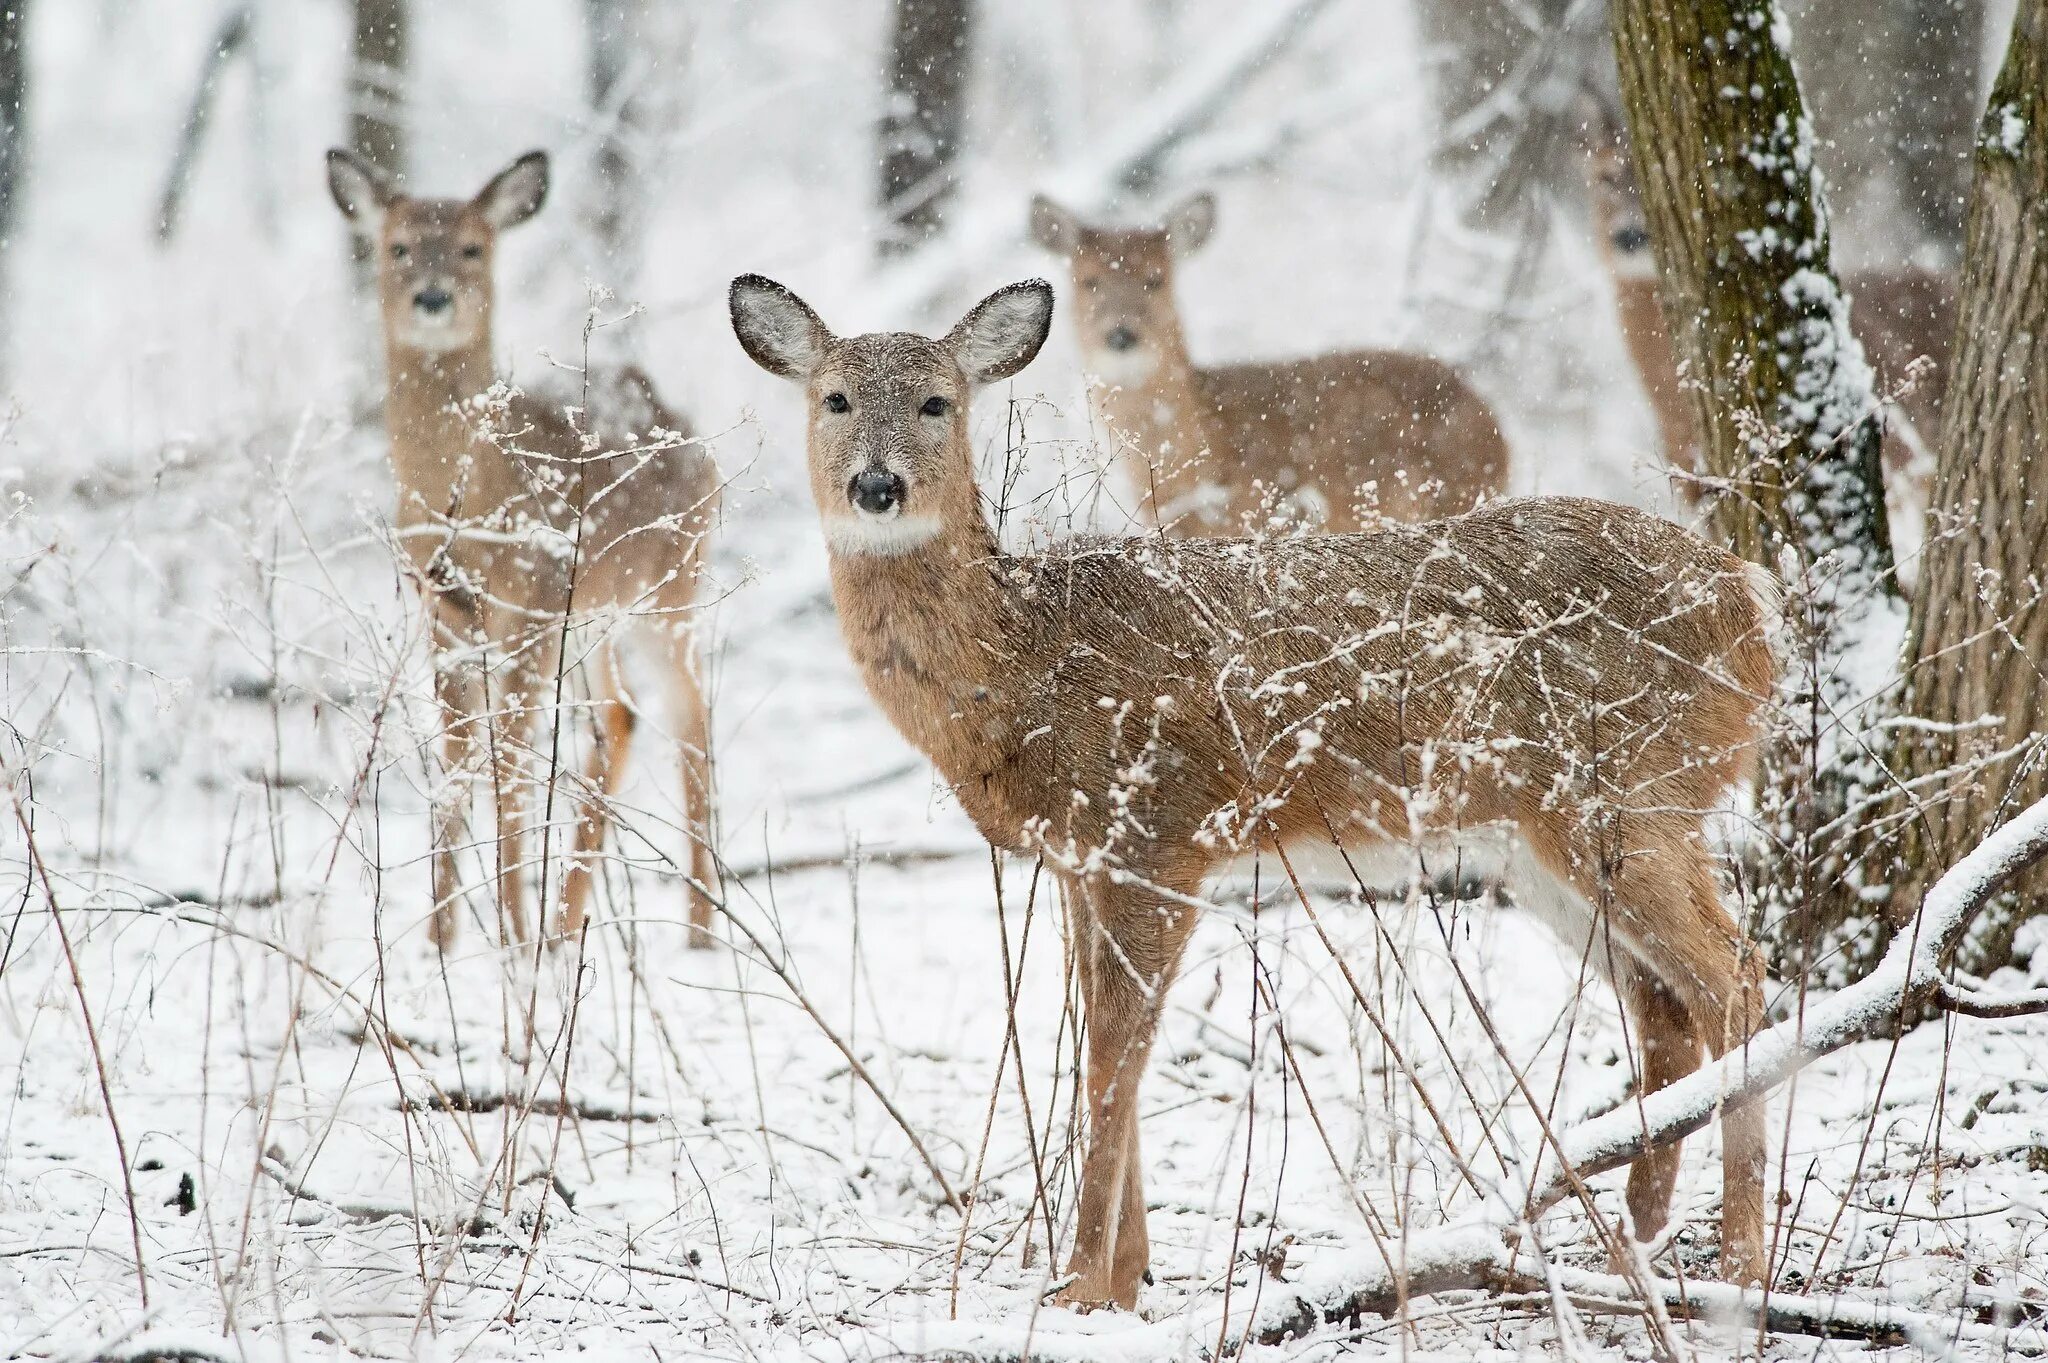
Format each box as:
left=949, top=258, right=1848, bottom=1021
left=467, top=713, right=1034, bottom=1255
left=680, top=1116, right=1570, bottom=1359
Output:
left=4, top=2, right=2045, bottom=1360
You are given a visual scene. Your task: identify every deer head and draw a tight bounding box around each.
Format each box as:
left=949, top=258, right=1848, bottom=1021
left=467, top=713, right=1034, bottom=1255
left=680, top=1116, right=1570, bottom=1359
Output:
left=729, top=276, right=1053, bottom=556
left=327, top=149, right=550, bottom=355
left=1029, top=192, right=1214, bottom=384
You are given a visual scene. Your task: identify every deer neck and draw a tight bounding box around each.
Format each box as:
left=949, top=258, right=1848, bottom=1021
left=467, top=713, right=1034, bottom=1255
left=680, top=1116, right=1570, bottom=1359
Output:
left=1086, top=323, right=1211, bottom=523
left=823, top=502, right=1037, bottom=837
left=382, top=338, right=498, bottom=519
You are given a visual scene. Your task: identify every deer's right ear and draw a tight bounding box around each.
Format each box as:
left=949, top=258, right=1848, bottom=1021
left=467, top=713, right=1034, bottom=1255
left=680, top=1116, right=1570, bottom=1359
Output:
left=729, top=275, right=830, bottom=381
left=1028, top=195, right=1079, bottom=255
left=1165, top=191, right=1217, bottom=255
left=326, top=148, right=390, bottom=234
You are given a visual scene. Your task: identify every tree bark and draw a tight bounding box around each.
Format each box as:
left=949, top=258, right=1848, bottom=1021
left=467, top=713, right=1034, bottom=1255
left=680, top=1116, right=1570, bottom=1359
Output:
left=0, top=0, right=28, bottom=377
left=876, top=0, right=972, bottom=259
left=1886, top=0, right=2048, bottom=974
left=349, top=0, right=406, bottom=290
left=1609, top=0, right=1898, bottom=977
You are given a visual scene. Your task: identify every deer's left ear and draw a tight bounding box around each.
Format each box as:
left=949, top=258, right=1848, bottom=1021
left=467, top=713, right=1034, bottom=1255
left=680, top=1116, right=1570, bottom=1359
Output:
left=945, top=280, right=1054, bottom=386
left=474, top=151, right=549, bottom=230
left=1165, top=191, right=1216, bottom=255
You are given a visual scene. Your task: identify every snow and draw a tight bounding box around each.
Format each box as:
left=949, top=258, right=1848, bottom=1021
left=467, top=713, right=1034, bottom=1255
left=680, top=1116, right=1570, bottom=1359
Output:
left=2, top=2, right=2042, bottom=1361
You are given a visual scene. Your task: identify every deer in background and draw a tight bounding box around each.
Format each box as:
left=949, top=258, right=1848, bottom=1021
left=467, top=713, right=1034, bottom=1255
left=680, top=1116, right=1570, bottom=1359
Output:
left=1584, top=119, right=1954, bottom=570
left=1031, top=193, right=1510, bottom=533
left=328, top=149, right=721, bottom=950
left=730, top=273, right=1775, bottom=1308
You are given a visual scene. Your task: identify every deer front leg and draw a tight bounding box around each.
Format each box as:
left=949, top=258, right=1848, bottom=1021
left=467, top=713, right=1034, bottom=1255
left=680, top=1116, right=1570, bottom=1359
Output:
left=428, top=642, right=486, bottom=950
left=1059, top=872, right=1195, bottom=1311
left=559, top=644, right=636, bottom=942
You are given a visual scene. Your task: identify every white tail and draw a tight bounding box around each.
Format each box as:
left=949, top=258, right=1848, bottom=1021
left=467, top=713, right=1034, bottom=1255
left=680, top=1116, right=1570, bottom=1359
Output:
left=731, top=273, right=1776, bottom=1309
left=1031, top=192, right=1511, bottom=533
left=329, top=148, right=721, bottom=949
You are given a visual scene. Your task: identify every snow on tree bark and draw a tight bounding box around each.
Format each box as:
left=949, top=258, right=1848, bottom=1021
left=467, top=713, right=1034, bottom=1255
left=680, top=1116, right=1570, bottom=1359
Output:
left=1609, top=0, right=1903, bottom=980
left=1886, top=0, right=2048, bottom=975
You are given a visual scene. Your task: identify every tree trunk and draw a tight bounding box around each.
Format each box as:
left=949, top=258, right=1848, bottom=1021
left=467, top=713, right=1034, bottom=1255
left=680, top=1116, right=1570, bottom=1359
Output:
left=1886, top=0, right=2048, bottom=975
left=0, top=0, right=28, bottom=377
left=876, top=0, right=972, bottom=259
left=349, top=0, right=406, bottom=291
left=1609, top=0, right=1899, bottom=978
left=1890, top=0, right=1985, bottom=259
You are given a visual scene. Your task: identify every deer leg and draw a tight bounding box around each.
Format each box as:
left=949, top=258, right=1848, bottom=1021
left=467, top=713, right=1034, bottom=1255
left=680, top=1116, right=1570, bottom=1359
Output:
left=1705, top=937, right=1769, bottom=1287
left=485, top=661, right=547, bottom=949
left=428, top=638, right=486, bottom=951
left=1058, top=871, right=1194, bottom=1311
left=558, top=643, right=636, bottom=942
left=665, top=625, right=718, bottom=950
left=1615, top=965, right=1700, bottom=1245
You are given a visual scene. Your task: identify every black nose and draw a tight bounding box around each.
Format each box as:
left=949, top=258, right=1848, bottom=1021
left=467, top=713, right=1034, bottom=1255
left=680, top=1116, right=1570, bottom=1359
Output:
left=849, top=469, right=906, bottom=515
left=413, top=287, right=453, bottom=314
left=1104, top=325, right=1139, bottom=352
left=1610, top=225, right=1651, bottom=254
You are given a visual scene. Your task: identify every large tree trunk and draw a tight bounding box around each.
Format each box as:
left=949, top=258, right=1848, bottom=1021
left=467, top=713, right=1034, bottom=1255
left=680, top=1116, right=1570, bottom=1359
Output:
left=1609, top=0, right=1898, bottom=978
left=876, top=0, right=972, bottom=260
left=0, top=0, right=28, bottom=378
left=348, top=0, right=406, bottom=292
left=1886, top=0, right=2048, bottom=975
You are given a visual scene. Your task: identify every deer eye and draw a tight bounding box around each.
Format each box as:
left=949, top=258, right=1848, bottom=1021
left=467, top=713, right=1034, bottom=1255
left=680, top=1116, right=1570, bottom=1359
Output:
left=462, top=243, right=483, bottom=260
left=823, top=392, right=851, bottom=414
left=921, top=395, right=949, bottom=418
left=389, top=242, right=409, bottom=260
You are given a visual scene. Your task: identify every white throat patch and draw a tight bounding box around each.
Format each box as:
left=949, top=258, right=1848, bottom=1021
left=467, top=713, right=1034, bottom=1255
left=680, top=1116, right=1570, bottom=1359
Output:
left=823, top=511, right=944, bottom=557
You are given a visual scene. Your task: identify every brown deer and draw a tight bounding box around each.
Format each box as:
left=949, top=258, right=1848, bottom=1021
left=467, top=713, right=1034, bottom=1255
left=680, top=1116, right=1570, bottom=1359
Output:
left=1584, top=123, right=1953, bottom=566
left=328, top=149, right=720, bottom=950
left=1030, top=193, right=1510, bottom=533
left=729, top=273, right=1775, bottom=1308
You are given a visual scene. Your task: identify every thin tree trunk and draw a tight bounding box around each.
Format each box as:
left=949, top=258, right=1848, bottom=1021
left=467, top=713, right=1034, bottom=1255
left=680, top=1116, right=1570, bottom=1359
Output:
left=0, top=0, right=28, bottom=376
left=1886, top=0, right=2048, bottom=974
left=349, top=0, right=406, bottom=291
left=1609, top=0, right=1898, bottom=978
left=876, top=0, right=972, bottom=259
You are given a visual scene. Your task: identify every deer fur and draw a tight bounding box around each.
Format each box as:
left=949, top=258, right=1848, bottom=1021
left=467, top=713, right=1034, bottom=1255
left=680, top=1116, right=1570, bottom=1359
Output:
left=1031, top=193, right=1510, bottom=532
left=1583, top=120, right=1953, bottom=572
left=729, top=273, right=1776, bottom=1309
left=329, top=148, right=720, bottom=950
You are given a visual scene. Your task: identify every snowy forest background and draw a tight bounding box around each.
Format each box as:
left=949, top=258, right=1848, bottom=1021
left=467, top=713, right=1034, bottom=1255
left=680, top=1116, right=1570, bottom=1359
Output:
left=3, top=1, right=2047, bottom=1360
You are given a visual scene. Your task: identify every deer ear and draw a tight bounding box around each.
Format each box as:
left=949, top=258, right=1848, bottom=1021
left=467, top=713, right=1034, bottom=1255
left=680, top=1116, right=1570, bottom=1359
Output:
left=474, top=151, right=549, bottom=230
left=326, top=148, right=391, bottom=233
left=1029, top=195, right=1080, bottom=255
left=1165, top=191, right=1216, bottom=255
left=730, top=275, right=832, bottom=381
left=945, top=279, right=1054, bottom=385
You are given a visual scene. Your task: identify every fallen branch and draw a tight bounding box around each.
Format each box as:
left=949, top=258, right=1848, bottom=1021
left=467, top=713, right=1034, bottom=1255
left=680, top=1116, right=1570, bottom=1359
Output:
left=1254, top=792, right=2048, bottom=1345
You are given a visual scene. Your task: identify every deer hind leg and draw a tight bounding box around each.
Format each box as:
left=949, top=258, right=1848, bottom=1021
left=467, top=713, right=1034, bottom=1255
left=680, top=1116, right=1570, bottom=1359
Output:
left=428, top=632, right=488, bottom=950
left=1574, top=830, right=1768, bottom=1286
left=1059, top=868, right=1197, bottom=1311
left=1614, top=964, right=1699, bottom=1244
left=484, top=647, right=556, bottom=949
left=664, top=624, right=718, bottom=950
left=558, top=642, right=637, bottom=942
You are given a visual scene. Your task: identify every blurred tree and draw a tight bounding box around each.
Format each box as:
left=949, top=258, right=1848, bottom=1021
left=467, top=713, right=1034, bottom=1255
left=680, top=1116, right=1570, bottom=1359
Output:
left=1789, top=0, right=1984, bottom=264
left=0, top=0, right=27, bottom=367
left=1885, top=0, right=2048, bottom=975
left=877, top=0, right=973, bottom=259
left=582, top=0, right=687, bottom=356
left=349, top=0, right=406, bottom=291
left=1608, top=0, right=1897, bottom=978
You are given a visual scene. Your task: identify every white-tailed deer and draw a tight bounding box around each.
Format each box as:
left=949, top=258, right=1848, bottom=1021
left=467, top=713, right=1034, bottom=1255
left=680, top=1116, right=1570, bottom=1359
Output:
left=329, top=149, right=720, bottom=950
left=730, top=274, right=1775, bottom=1308
left=1584, top=123, right=1953, bottom=565
left=1030, top=193, right=1510, bottom=532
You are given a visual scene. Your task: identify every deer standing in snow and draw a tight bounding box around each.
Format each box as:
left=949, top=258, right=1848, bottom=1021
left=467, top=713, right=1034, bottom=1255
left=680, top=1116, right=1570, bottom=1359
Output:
left=1583, top=119, right=1952, bottom=568
left=729, top=273, right=1775, bottom=1308
left=1030, top=193, right=1510, bottom=532
left=329, top=149, right=720, bottom=950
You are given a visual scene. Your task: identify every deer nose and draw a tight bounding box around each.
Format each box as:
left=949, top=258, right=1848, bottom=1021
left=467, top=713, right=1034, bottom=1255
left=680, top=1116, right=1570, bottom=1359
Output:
left=1610, top=225, right=1651, bottom=254
left=413, top=287, right=454, bottom=314
left=848, top=469, right=906, bottom=515
left=1104, top=325, right=1139, bottom=352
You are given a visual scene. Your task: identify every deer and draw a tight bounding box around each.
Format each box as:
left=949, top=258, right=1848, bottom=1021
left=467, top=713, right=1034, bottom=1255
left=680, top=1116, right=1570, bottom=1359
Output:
left=728, top=273, right=1777, bottom=1309
left=327, top=148, right=720, bottom=951
left=1583, top=117, right=1953, bottom=570
left=1030, top=192, right=1511, bottom=534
